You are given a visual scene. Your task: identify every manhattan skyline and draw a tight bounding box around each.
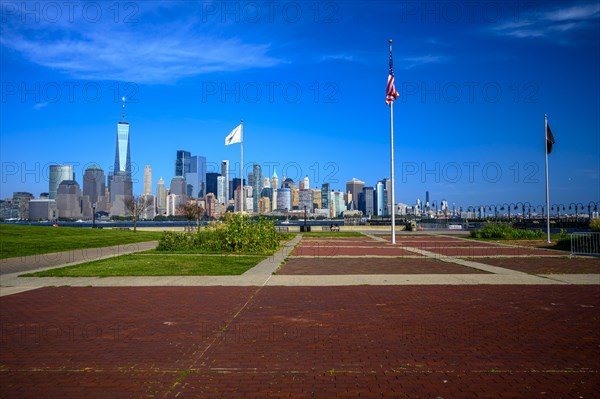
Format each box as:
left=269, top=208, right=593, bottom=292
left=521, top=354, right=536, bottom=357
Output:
left=1, top=1, right=599, bottom=205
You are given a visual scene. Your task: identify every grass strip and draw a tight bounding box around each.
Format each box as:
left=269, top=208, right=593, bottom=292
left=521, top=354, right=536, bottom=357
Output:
left=21, top=254, right=266, bottom=277
left=1, top=224, right=162, bottom=259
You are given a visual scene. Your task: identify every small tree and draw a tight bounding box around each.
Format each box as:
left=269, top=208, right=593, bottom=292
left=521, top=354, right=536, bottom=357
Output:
left=177, top=201, right=203, bottom=232
left=124, top=195, right=154, bottom=233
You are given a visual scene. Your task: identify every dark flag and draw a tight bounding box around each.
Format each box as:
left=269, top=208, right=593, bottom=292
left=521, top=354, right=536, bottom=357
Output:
left=386, top=45, right=399, bottom=105
left=546, top=122, right=555, bottom=154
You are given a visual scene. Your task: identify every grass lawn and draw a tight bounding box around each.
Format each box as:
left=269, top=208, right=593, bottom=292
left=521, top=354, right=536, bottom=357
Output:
left=21, top=254, right=266, bottom=277
left=301, top=232, right=364, bottom=237
left=0, top=224, right=163, bottom=259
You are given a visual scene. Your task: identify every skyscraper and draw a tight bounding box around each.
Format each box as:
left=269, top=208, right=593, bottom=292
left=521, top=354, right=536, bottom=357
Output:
left=383, top=178, right=392, bottom=216
left=157, top=177, right=166, bottom=214
left=206, top=173, right=220, bottom=196
left=49, top=165, right=74, bottom=199
left=271, top=169, right=279, bottom=190
left=271, top=169, right=279, bottom=212
left=56, top=180, right=91, bottom=219
left=252, top=164, right=262, bottom=212
left=345, top=178, right=365, bottom=209
left=114, top=122, right=132, bottom=178
left=174, top=151, right=205, bottom=198
left=321, top=183, right=331, bottom=209
left=303, top=175, right=309, bottom=190
left=143, top=165, right=152, bottom=195
left=83, top=165, right=106, bottom=212
left=175, top=150, right=191, bottom=177
left=298, top=189, right=313, bottom=211
left=376, top=181, right=385, bottom=216
left=188, top=155, right=206, bottom=198
left=217, top=176, right=227, bottom=204
left=277, top=188, right=291, bottom=211
left=169, top=176, right=187, bottom=196
left=332, top=191, right=346, bottom=217
left=361, top=187, right=375, bottom=216
left=110, top=100, right=133, bottom=216
left=221, top=160, right=229, bottom=202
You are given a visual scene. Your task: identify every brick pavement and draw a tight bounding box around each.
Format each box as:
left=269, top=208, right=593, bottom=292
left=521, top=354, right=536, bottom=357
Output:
left=1, top=286, right=598, bottom=398
left=469, top=256, right=600, bottom=274
left=278, top=257, right=490, bottom=275
left=1, top=233, right=599, bottom=397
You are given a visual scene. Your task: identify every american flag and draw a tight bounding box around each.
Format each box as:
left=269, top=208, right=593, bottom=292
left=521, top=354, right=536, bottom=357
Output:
left=386, top=44, right=399, bottom=105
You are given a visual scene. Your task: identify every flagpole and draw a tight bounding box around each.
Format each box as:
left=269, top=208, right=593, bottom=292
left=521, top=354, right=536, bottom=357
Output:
left=389, top=97, right=396, bottom=245
left=389, top=40, right=396, bottom=245
left=544, top=114, right=551, bottom=243
left=240, top=119, right=244, bottom=215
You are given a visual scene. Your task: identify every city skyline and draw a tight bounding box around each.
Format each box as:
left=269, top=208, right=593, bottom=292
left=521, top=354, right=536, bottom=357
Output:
left=1, top=1, right=599, bottom=205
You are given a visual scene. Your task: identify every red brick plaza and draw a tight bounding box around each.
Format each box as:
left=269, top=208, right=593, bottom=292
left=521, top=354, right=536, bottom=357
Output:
left=1, top=233, right=599, bottom=398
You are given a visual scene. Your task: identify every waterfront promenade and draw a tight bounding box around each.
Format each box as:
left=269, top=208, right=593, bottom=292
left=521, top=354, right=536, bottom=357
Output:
left=1, top=233, right=598, bottom=398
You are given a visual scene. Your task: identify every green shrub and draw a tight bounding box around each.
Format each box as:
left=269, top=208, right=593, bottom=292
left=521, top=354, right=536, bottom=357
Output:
left=590, top=218, right=600, bottom=232
left=156, top=231, right=195, bottom=251
left=470, top=223, right=544, bottom=240
left=157, top=213, right=279, bottom=254
left=553, top=229, right=571, bottom=251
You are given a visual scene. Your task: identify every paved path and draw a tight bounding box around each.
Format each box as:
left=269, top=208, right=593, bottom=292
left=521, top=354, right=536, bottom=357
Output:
left=1, top=285, right=598, bottom=398
left=1, top=233, right=599, bottom=398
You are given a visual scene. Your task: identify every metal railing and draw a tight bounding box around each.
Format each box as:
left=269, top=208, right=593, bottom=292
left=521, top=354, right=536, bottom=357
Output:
left=571, top=232, right=600, bottom=256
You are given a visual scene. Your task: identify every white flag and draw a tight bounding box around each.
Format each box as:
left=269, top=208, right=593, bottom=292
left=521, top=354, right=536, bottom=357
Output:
left=225, top=124, right=242, bottom=145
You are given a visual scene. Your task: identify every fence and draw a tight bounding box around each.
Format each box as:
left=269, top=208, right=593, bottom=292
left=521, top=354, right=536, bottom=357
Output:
left=570, top=232, right=600, bottom=256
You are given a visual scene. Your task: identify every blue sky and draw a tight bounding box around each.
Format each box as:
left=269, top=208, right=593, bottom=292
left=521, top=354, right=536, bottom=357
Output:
left=1, top=0, right=599, bottom=210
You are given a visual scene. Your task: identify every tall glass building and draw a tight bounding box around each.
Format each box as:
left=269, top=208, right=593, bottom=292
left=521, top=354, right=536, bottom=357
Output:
left=361, top=187, right=375, bottom=216
left=109, top=118, right=133, bottom=217
left=252, top=164, right=262, bottom=212
left=206, top=173, right=220, bottom=197
left=114, top=122, right=131, bottom=177
left=175, top=151, right=205, bottom=198
left=321, top=183, right=331, bottom=209
left=188, top=155, right=206, bottom=198
left=376, top=181, right=385, bottom=216
left=277, top=188, right=291, bottom=212
left=49, top=165, right=74, bottom=199
left=217, top=176, right=227, bottom=204
left=175, top=150, right=191, bottom=177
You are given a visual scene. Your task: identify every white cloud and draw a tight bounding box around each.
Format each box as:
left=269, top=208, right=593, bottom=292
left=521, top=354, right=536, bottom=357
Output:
left=320, top=54, right=355, bottom=62
left=0, top=8, right=282, bottom=84
left=401, top=55, right=448, bottom=69
left=493, top=2, right=600, bottom=40
left=543, top=3, right=600, bottom=22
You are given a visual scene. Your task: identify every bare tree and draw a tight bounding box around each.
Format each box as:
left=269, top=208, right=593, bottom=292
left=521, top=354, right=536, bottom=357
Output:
left=124, top=195, right=154, bottom=233
left=177, top=201, right=205, bottom=232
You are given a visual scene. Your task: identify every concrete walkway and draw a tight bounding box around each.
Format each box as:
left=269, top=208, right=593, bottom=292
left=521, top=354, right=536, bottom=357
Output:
left=242, top=234, right=301, bottom=277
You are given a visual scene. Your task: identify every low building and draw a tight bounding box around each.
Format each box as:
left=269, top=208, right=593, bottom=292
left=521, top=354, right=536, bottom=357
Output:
left=29, top=199, right=58, bottom=221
